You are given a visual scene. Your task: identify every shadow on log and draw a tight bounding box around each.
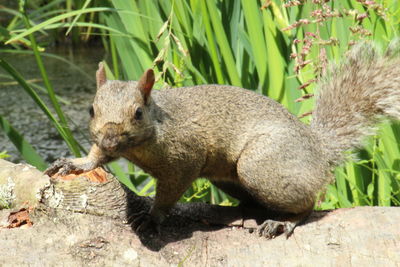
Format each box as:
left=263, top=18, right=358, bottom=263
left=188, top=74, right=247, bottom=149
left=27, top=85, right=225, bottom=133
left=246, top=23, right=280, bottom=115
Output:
left=0, top=159, right=399, bottom=266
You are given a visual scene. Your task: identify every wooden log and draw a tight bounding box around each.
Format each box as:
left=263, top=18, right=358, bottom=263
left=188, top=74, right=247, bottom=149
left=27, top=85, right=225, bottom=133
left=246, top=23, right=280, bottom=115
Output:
left=0, top=159, right=399, bottom=266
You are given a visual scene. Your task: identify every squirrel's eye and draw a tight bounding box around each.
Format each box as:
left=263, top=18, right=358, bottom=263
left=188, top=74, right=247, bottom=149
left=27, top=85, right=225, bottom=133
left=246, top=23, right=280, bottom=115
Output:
left=135, top=107, right=143, bottom=120
left=89, top=106, right=94, bottom=118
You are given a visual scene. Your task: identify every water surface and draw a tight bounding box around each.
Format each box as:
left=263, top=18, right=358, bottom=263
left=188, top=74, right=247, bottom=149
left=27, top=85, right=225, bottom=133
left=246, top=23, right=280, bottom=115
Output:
left=0, top=46, right=104, bottom=164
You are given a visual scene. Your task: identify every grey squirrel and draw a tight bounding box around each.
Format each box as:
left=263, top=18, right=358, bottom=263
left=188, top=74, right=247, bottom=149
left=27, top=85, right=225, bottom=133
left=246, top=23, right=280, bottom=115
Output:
left=46, top=41, right=400, bottom=238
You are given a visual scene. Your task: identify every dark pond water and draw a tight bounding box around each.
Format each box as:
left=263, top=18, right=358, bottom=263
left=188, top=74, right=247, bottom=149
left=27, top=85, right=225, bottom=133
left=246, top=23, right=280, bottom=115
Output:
left=0, top=46, right=105, bottom=164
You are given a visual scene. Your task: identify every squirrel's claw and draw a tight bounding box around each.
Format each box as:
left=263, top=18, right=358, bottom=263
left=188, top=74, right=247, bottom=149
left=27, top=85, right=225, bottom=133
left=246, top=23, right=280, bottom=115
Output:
left=44, top=158, right=81, bottom=176
left=257, top=219, right=296, bottom=239
left=131, top=211, right=160, bottom=235
left=44, top=158, right=67, bottom=176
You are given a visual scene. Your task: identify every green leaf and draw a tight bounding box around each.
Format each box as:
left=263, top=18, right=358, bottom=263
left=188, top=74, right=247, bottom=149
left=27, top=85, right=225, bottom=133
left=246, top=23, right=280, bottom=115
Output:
left=367, top=183, right=374, bottom=200
left=5, top=7, right=113, bottom=44
left=0, top=115, right=47, bottom=170
left=107, top=161, right=138, bottom=193
left=241, top=0, right=267, bottom=90
left=206, top=0, right=241, bottom=86
left=65, top=0, right=92, bottom=35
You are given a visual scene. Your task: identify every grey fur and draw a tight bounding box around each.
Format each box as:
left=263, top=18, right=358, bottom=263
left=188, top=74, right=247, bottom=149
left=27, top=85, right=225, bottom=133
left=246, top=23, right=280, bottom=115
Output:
left=311, top=40, right=400, bottom=165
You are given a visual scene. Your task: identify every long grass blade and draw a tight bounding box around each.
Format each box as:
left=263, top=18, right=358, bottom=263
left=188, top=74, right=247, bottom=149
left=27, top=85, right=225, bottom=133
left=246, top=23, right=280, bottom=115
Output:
left=0, top=115, right=47, bottom=170
left=5, top=7, right=112, bottom=45
left=19, top=2, right=80, bottom=156
left=205, top=0, right=241, bottom=86
left=65, top=0, right=92, bottom=35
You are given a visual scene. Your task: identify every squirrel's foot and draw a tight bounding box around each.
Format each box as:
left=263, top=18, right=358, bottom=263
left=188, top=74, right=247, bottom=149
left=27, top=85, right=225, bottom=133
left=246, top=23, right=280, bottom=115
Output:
left=257, top=219, right=296, bottom=239
left=45, top=158, right=82, bottom=176
left=257, top=209, right=312, bottom=239
left=132, top=211, right=161, bottom=235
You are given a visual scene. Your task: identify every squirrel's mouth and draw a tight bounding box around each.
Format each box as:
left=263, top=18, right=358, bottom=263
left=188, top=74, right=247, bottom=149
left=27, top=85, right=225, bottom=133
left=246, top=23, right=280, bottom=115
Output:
left=98, top=135, right=125, bottom=154
left=98, top=135, right=145, bottom=154
left=95, top=126, right=154, bottom=153
left=99, top=143, right=121, bottom=154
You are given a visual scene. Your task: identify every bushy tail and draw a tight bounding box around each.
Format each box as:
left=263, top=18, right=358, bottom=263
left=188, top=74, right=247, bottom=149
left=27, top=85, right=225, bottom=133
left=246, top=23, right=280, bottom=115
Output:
left=311, top=40, right=400, bottom=165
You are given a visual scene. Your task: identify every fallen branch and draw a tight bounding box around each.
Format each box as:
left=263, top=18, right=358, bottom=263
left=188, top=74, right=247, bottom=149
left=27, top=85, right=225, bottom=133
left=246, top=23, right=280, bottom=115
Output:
left=0, top=159, right=399, bottom=266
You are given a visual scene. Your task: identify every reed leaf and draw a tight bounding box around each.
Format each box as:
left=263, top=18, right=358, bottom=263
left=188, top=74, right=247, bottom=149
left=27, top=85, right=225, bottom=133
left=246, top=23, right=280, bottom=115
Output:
left=0, top=115, right=47, bottom=170
left=5, top=7, right=112, bottom=45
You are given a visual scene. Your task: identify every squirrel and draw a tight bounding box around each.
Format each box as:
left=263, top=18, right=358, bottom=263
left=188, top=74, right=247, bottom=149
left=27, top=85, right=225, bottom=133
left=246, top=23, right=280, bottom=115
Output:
left=46, top=41, right=400, bottom=238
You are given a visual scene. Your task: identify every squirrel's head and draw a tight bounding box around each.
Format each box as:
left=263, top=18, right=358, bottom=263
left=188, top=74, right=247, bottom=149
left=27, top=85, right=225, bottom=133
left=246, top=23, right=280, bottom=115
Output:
left=89, top=63, right=156, bottom=155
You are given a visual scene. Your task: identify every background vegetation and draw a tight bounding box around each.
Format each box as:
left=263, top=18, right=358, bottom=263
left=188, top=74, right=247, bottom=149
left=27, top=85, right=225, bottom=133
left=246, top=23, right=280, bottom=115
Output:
left=1, top=0, right=399, bottom=209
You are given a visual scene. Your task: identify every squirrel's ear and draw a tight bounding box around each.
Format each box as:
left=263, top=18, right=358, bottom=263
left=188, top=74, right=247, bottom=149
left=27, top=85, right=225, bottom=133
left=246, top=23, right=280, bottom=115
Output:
left=137, top=69, right=155, bottom=103
left=96, top=62, right=107, bottom=89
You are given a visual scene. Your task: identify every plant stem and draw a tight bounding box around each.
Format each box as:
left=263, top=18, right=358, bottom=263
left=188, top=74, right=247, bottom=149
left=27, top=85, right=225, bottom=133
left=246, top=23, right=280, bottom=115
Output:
left=19, top=0, right=81, bottom=156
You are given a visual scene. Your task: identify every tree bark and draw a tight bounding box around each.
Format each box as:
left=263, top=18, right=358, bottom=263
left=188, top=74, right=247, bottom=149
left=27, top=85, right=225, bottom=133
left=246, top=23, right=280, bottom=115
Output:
left=0, top=159, right=399, bottom=266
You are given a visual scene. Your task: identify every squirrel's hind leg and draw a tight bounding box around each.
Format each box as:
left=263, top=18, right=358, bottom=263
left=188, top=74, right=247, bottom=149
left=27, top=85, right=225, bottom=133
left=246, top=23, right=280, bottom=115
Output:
left=236, top=132, right=320, bottom=238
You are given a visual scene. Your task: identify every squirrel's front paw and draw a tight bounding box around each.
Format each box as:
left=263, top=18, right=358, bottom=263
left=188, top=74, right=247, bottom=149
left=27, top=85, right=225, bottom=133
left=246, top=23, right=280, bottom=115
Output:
left=131, top=211, right=161, bottom=235
left=45, top=158, right=83, bottom=177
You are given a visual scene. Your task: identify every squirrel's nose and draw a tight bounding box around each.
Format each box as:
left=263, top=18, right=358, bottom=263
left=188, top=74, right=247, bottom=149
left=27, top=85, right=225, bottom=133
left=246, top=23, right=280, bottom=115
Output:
left=102, top=136, right=118, bottom=151
left=100, top=125, right=119, bottom=151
